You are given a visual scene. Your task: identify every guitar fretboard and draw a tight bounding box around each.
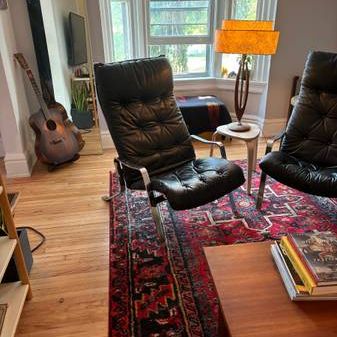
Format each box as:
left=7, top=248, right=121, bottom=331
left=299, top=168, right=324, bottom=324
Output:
left=14, top=53, right=50, bottom=121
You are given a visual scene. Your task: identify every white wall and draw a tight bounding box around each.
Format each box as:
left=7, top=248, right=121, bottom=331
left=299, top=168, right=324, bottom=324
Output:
left=265, top=0, right=337, bottom=132
left=86, top=0, right=104, bottom=63
left=40, top=0, right=79, bottom=114
left=0, top=4, right=36, bottom=177
left=85, top=0, right=109, bottom=144
left=10, top=0, right=41, bottom=115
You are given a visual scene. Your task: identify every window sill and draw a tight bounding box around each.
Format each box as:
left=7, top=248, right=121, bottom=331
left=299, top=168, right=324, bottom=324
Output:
left=174, top=77, right=267, bottom=94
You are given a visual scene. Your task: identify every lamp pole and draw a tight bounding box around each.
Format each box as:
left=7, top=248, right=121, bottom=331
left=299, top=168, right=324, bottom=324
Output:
left=230, top=53, right=251, bottom=132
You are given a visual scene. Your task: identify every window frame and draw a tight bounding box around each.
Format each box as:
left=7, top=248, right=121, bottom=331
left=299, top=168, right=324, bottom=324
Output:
left=99, top=0, right=134, bottom=62
left=99, top=0, right=277, bottom=81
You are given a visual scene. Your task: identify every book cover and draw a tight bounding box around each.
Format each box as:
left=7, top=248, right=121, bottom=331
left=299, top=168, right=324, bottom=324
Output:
left=290, top=231, right=337, bottom=285
left=275, top=242, right=306, bottom=293
left=280, top=237, right=316, bottom=294
left=271, top=244, right=337, bottom=302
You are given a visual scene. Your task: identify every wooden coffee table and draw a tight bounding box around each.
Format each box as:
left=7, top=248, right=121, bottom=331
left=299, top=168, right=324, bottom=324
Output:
left=204, top=241, right=337, bottom=337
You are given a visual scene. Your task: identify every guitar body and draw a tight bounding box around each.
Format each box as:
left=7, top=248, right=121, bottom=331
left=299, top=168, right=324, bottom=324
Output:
left=29, top=103, right=85, bottom=165
left=14, top=52, right=85, bottom=167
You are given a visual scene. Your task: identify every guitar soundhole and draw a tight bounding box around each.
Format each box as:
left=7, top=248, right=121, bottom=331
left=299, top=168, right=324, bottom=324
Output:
left=46, top=119, right=57, bottom=131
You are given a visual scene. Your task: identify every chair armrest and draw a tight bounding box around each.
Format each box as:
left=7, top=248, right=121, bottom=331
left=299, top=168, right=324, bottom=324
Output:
left=191, top=135, right=226, bottom=159
left=115, top=158, right=151, bottom=189
left=265, top=130, right=286, bottom=155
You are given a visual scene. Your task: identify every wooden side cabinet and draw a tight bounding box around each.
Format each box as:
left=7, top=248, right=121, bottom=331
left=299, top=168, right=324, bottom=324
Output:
left=0, top=174, right=32, bottom=337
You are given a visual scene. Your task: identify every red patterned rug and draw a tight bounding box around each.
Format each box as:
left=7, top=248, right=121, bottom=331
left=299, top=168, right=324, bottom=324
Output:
left=109, top=162, right=337, bottom=337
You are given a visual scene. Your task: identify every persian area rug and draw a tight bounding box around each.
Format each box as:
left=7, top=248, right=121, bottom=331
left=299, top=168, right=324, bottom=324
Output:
left=109, top=163, right=337, bottom=337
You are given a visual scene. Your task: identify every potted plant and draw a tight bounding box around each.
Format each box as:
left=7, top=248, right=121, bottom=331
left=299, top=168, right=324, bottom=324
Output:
left=71, top=82, right=94, bottom=129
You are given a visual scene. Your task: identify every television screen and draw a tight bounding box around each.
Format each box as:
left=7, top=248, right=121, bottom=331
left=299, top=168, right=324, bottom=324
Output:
left=68, top=12, right=87, bottom=66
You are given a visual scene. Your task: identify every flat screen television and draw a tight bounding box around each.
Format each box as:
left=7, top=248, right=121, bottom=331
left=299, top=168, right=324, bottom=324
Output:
left=68, top=12, right=87, bottom=66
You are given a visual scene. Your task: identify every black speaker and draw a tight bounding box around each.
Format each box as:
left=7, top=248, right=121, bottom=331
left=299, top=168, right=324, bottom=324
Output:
left=2, top=228, right=33, bottom=282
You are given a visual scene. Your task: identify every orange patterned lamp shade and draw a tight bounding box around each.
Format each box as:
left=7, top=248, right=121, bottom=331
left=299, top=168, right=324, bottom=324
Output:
left=215, top=20, right=279, bottom=55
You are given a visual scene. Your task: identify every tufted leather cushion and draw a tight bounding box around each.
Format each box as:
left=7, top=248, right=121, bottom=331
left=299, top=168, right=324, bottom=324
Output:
left=131, top=157, right=245, bottom=210
left=260, top=151, right=337, bottom=197
left=281, top=51, right=337, bottom=166
left=95, top=57, right=195, bottom=186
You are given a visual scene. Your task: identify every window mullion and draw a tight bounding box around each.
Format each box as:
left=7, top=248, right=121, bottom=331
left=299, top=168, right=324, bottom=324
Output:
left=130, top=0, right=146, bottom=58
left=255, top=0, right=278, bottom=81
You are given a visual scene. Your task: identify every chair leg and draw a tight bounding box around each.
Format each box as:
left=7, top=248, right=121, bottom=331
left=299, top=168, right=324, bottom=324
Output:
left=102, top=160, right=126, bottom=202
left=256, top=171, right=267, bottom=210
left=229, top=192, right=240, bottom=218
left=148, top=191, right=165, bottom=241
left=151, top=204, right=165, bottom=240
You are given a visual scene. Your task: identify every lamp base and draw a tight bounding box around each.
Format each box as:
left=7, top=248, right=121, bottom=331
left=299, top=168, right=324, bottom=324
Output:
left=227, top=122, right=251, bottom=132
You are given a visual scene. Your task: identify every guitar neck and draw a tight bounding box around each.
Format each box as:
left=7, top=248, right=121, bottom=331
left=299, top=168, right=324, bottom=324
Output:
left=14, top=53, right=51, bottom=120
left=25, top=69, right=50, bottom=119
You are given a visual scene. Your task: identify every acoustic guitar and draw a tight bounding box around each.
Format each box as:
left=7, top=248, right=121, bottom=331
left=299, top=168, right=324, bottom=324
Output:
left=14, top=53, right=85, bottom=167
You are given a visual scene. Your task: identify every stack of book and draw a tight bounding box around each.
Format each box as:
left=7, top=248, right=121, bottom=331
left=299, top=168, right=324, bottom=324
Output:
left=271, top=231, right=337, bottom=301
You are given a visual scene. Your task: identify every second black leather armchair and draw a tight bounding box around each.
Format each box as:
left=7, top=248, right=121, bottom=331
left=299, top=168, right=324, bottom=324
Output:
left=257, top=51, right=337, bottom=209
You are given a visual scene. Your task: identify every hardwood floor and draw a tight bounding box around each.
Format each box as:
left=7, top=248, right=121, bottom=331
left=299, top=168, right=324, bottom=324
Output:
left=79, top=126, right=104, bottom=156
left=1, top=138, right=267, bottom=337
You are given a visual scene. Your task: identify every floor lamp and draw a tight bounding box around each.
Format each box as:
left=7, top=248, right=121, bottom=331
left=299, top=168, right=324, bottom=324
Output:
left=215, top=20, right=279, bottom=132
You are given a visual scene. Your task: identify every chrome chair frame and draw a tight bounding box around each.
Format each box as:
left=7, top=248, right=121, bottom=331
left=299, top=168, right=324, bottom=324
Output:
left=256, top=130, right=286, bottom=210
left=104, top=135, right=238, bottom=240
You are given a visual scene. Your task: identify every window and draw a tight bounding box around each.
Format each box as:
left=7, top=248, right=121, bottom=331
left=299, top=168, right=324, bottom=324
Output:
left=100, top=0, right=277, bottom=80
left=147, top=0, right=213, bottom=76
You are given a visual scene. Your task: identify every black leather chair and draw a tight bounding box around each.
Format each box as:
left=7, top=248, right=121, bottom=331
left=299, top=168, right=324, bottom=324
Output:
left=257, top=51, right=337, bottom=209
left=95, top=57, right=245, bottom=238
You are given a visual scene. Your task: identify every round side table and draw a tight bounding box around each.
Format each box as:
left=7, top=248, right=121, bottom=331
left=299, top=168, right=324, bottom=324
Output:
left=211, top=123, right=260, bottom=195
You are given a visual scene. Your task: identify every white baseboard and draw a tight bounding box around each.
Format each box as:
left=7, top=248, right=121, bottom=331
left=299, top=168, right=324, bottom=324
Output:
left=4, top=151, right=36, bottom=178
left=100, top=130, right=115, bottom=149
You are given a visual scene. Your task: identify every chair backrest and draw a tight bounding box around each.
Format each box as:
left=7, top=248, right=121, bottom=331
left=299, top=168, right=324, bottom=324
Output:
left=281, top=51, right=337, bottom=166
left=95, top=57, right=195, bottom=185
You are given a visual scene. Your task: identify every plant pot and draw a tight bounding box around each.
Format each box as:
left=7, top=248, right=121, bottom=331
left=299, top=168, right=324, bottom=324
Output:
left=1, top=228, right=33, bottom=282
left=71, top=108, right=94, bottom=129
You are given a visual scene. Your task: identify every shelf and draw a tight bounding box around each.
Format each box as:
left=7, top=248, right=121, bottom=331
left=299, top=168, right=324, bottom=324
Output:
left=0, top=174, right=31, bottom=335
left=0, top=238, right=16, bottom=283
left=0, top=282, right=29, bottom=337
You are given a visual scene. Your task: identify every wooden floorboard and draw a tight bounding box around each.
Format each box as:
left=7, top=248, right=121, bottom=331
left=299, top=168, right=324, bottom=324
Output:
left=1, top=138, right=267, bottom=337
